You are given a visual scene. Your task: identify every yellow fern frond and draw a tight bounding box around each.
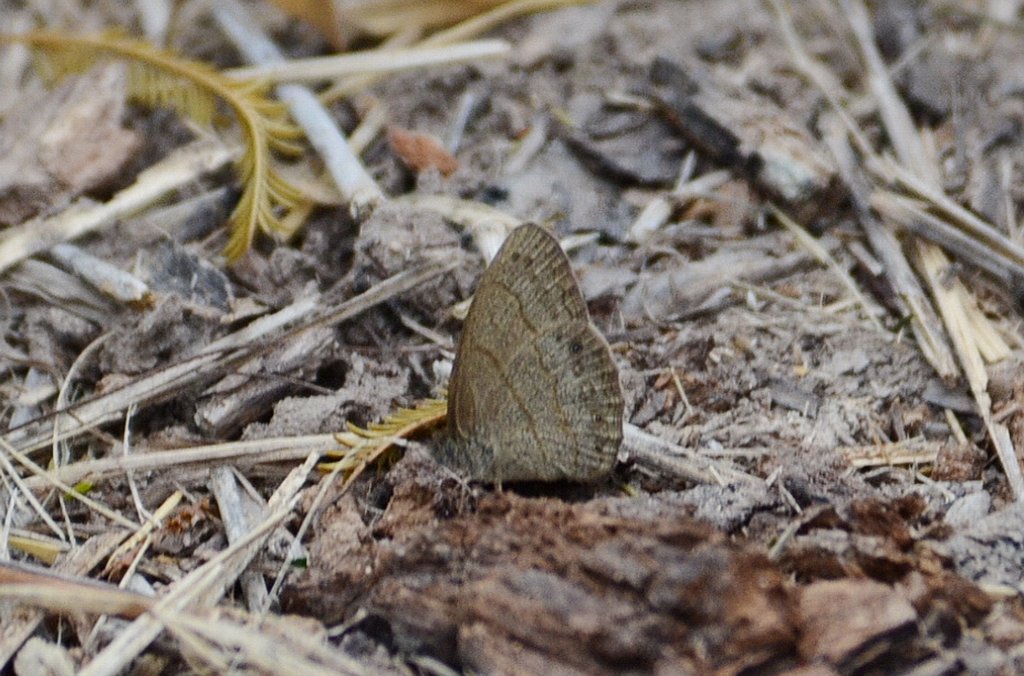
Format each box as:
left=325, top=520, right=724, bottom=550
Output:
left=3, top=30, right=307, bottom=261
left=323, top=397, right=448, bottom=484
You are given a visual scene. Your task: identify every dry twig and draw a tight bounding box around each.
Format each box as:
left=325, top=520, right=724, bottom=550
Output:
left=212, top=1, right=383, bottom=219
left=4, top=260, right=455, bottom=454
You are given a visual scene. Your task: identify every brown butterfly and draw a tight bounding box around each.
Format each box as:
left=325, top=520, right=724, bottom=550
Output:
left=436, top=223, right=623, bottom=482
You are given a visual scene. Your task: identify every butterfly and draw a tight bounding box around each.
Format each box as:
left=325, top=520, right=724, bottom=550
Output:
left=436, top=223, right=623, bottom=482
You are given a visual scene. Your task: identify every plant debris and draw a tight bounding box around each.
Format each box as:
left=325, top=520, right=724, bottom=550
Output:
left=1, top=0, right=1023, bottom=673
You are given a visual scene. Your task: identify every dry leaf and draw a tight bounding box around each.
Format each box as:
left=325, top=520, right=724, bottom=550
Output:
left=387, top=126, right=458, bottom=176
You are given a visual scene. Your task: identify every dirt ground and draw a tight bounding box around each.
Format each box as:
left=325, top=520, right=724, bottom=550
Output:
left=2, top=0, right=1024, bottom=674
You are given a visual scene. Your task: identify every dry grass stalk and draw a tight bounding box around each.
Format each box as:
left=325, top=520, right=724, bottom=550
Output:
left=871, top=192, right=1024, bottom=283
left=622, top=423, right=759, bottom=486
left=318, top=25, right=421, bottom=103
left=0, top=530, right=126, bottom=667
left=775, top=0, right=961, bottom=380
left=422, top=0, right=591, bottom=45
left=209, top=467, right=271, bottom=611
left=0, top=561, right=154, bottom=619
left=157, top=608, right=368, bottom=675
left=773, top=0, right=1024, bottom=497
left=0, top=139, right=235, bottom=275
left=334, top=0, right=510, bottom=37
left=320, top=0, right=591, bottom=101
left=841, top=438, right=940, bottom=468
left=5, top=532, right=63, bottom=565
left=820, top=118, right=959, bottom=380
left=0, top=560, right=369, bottom=674
left=916, top=245, right=1023, bottom=497
left=265, top=455, right=354, bottom=609
left=101, top=491, right=183, bottom=578
left=22, top=435, right=339, bottom=490
left=0, top=437, right=137, bottom=530
left=48, top=243, right=151, bottom=304
left=78, top=454, right=318, bottom=676
left=4, top=259, right=454, bottom=455
left=626, top=153, right=695, bottom=244
left=769, top=204, right=884, bottom=331
left=5, top=260, right=114, bottom=326
left=227, top=39, right=510, bottom=83
left=869, top=157, right=1024, bottom=271
left=346, top=96, right=388, bottom=155
left=841, top=0, right=1022, bottom=498
left=212, top=1, right=384, bottom=219
left=0, top=445, right=65, bottom=540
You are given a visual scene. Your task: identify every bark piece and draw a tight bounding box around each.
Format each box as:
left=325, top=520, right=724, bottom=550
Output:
left=98, top=294, right=221, bottom=375
left=0, top=63, right=140, bottom=225
left=557, top=118, right=680, bottom=187
left=798, top=579, right=917, bottom=666
left=137, top=241, right=232, bottom=311
left=621, top=245, right=813, bottom=322
left=387, top=126, right=458, bottom=176
left=768, top=379, right=820, bottom=417
left=196, top=326, right=334, bottom=437
left=349, top=201, right=474, bottom=322
left=284, top=451, right=799, bottom=673
left=647, top=57, right=841, bottom=222
left=947, top=502, right=1024, bottom=589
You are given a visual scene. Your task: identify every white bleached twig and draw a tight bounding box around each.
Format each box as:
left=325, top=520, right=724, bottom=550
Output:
left=212, top=2, right=384, bottom=219
left=227, top=39, right=510, bottom=83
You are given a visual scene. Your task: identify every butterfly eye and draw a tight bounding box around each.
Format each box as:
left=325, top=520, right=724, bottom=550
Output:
left=570, top=341, right=583, bottom=354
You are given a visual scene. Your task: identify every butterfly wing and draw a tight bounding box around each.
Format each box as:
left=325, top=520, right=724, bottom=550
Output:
left=446, top=223, right=623, bottom=482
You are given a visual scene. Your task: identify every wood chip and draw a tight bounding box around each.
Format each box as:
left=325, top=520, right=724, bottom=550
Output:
left=0, top=63, right=139, bottom=226
left=798, top=579, right=916, bottom=665
left=387, top=126, right=459, bottom=176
